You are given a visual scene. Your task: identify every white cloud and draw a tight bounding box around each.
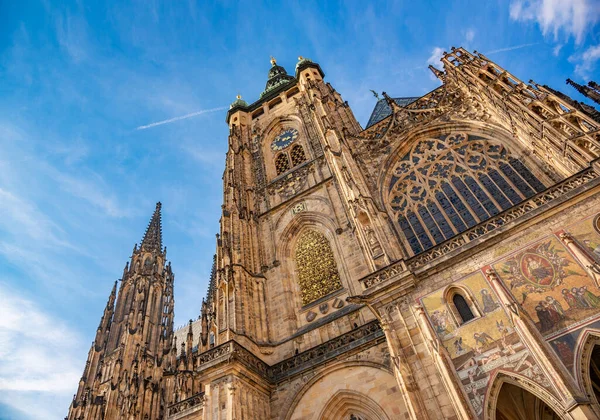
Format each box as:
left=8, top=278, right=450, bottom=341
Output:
left=509, top=0, right=600, bottom=44
left=0, top=283, right=84, bottom=419
left=427, top=47, right=445, bottom=66
left=571, top=44, right=600, bottom=77
left=51, top=170, right=129, bottom=218
left=553, top=44, right=563, bottom=56
left=465, top=29, right=476, bottom=42
left=0, top=188, right=72, bottom=249
left=55, top=12, right=91, bottom=63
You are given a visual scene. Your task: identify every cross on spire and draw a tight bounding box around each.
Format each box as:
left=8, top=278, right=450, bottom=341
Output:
left=141, top=202, right=163, bottom=252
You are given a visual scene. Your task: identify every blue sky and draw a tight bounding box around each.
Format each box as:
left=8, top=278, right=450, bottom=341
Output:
left=0, top=0, right=599, bottom=418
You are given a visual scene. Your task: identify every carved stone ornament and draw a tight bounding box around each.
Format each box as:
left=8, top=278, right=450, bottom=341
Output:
left=291, top=201, right=307, bottom=215
left=364, top=225, right=384, bottom=258
left=305, top=311, right=317, bottom=322
left=319, top=302, right=329, bottom=314
left=332, top=297, right=344, bottom=309
left=267, top=162, right=313, bottom=199
left=168, top=392, right=206, bottom=415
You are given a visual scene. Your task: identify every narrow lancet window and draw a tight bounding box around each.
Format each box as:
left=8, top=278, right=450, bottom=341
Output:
left=453, top=294, right=475, bottom=324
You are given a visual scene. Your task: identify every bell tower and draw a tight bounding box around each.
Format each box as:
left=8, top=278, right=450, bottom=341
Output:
left=68, top=202, right=175, bottom=420
left=159, top=56, right=405, bottom=420
left=198, top=56, right=398, bottom=351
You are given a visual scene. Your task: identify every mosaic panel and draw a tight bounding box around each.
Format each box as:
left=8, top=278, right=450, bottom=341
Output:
left=421, top=272, right=551, bottom=418
left=295, top=230, right=342, bottom=306
left=492, top=236, right=600, bottom=338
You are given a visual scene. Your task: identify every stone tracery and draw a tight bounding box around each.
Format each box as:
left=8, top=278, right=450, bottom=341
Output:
left=388, top=132, right=546, bottom=254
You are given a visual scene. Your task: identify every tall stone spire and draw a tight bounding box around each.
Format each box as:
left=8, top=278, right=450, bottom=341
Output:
left=141, top=202, right=163, bottom=252
left=567, top=78, right=600, bottom=105
left=68, top=203, right=174, bottom=420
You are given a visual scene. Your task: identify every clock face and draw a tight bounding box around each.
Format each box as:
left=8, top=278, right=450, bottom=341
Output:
left=271, top=128, right=299, bottom=151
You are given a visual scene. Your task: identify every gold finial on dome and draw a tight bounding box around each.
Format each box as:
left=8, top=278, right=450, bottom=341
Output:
left=236, top=94, right=242, bottom=99
left=298, top=56, right=303, bottom=61
left=270, top=56, right=277, bottom=66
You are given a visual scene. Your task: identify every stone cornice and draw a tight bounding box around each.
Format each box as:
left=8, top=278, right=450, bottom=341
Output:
left=189, top=320, right=383, bottom=384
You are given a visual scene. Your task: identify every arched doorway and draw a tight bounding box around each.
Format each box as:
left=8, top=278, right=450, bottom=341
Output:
left=495, top=382, right=561, bottom=420
left=285, top=365, right=400, bottom=420
left=587, top=344, right=600, bottom=404
left=318, top=389, right=388, bottom=420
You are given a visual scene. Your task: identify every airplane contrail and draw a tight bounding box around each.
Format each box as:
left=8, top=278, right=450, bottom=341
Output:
left=486, top=43, right=538, bottom=55
left=136, top=106, right=228, bottom=130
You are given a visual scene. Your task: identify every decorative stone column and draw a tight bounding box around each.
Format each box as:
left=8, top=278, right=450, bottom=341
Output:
left=558, top=231, right=600, bottom=287
left=414, top=304, right=475, bottom=419
left=379, top=318, right=427, bottom=420
left=228, top=381, right=236, bottom=420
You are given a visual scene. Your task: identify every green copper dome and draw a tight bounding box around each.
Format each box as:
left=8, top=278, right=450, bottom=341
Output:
left=230, top=95, right=248, bottom=109
left=295, top=56, right=313, bottom=70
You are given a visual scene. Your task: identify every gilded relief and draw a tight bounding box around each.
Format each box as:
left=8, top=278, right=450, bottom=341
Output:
left=493, top=236, right=600, bottom=337
left=421, top=272, right=551, bottom=417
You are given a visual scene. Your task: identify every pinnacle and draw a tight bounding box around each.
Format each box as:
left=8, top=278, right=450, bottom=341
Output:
left=567, top=78, right=600, bottom=106
left=140, top=202, right=163, bottom=253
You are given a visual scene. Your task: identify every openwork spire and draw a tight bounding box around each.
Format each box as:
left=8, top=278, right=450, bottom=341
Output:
left=543, top=84, right=600, bottom=123
left=567, top=78, right=600, bottom=105
left=141, top=202, right=163, bottom=252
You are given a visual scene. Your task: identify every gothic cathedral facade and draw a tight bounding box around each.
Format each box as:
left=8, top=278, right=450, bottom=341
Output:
left=68, top=48, right=600, bottom=419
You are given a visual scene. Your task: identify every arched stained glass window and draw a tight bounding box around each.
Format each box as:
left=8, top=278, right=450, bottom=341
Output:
left=388, top=133, right=546, bottom=254
left=295, top=230, right=343, bottom=306
left=452, top=294, right=475, bottom=324
left=275, top=153, right=291, bottom=175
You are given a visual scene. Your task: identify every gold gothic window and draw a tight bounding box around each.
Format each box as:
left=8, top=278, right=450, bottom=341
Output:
left=274, top=145, right=307, bottom=176
left=275, top=153, right=291, bottom=175
left=388, top=132, right=546, bottom=254
left=290, top=145, right=307, bottom=167
left=295, top=230, right=342, bottom=305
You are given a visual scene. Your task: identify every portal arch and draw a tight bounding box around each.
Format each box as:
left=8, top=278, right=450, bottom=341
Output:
left=283, top=363, right=402, bottom=420
left=318, top=390, right=389, bottom=420
left=576, top=329, right=600, bottom=410
left=485, top=371, right=565, bottom=420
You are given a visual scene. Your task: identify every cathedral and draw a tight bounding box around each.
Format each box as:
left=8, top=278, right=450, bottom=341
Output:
left=67, top=47, right=600, bottom=420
